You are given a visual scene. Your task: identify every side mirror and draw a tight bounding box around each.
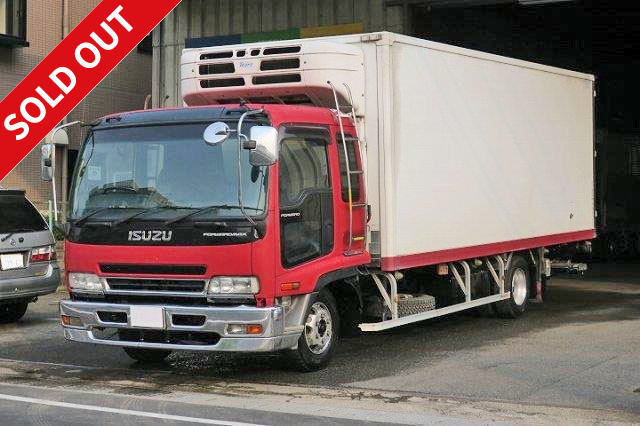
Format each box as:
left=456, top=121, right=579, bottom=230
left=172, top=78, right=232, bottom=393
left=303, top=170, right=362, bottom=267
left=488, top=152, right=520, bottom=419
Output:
left=248, top=126, right=278, bottom=166
left=41, top=144, right=54, bottom=182
left=204, top=122, right=231, bottom=146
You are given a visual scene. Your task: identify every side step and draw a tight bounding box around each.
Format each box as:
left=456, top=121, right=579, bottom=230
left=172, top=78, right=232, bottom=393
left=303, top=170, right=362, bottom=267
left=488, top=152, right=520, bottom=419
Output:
left=359, top=293, right=510, bottom=332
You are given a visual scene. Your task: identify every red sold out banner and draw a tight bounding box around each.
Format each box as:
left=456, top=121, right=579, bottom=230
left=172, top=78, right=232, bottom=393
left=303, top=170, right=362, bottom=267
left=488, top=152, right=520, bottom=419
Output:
left=0, top=0, right=182, bottom=181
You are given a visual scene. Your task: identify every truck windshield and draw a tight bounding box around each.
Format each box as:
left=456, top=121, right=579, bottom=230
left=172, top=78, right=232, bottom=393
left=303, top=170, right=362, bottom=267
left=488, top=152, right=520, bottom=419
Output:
left=68, top=123, right=268, bottom=222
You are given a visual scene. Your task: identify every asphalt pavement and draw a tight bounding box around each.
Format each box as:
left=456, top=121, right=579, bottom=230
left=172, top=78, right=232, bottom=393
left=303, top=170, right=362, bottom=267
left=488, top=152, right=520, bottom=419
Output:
left=0, top=262, right=639, bottom=424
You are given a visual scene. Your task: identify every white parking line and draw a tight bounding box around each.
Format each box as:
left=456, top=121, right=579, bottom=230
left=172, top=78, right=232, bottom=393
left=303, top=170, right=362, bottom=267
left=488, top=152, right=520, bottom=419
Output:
left=0, top=357, right=101, bottom=370
left=0, top=357, right=177, bottom=375
left=0, top=393, right=265, bottom=426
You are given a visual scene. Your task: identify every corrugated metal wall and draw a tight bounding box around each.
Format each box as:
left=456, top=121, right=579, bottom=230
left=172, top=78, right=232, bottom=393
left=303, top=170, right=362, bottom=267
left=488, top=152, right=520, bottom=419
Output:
left=152, top=0, right=407, bottom=107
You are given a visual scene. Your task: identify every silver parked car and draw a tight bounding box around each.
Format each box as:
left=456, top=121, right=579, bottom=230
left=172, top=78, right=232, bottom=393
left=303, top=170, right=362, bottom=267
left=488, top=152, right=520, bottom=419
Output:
left=0, top=189, right=60, bottom=322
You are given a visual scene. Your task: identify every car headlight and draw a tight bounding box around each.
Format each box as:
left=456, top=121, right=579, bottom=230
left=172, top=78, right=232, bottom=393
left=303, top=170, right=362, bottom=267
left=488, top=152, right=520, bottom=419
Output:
left=68, top=273, right=105, bottom=294
left=207, top=276, right=260, bottom=295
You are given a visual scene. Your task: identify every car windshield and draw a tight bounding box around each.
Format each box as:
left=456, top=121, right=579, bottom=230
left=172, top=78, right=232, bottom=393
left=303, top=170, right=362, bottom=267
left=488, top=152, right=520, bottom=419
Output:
left=68, top=123, right=269, bottom=222
left=0, top=194, right=48, bottom=234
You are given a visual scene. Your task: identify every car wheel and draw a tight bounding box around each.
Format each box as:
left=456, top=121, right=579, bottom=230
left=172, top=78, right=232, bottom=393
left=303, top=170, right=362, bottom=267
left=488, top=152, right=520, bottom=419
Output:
left=0, top=301, right=28, bottom=323
left=123, top=347, right=172, bottom=363
left=495, top=255, right=530, bottom=318
left=285, top=290, right=339, bottom=372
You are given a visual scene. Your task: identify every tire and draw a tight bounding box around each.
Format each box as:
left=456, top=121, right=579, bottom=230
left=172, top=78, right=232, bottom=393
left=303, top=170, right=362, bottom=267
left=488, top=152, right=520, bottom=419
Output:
left=285, top=290, right=339, bottom=372
left=495, top=255, right=530, bottom=318
left=123, top=347, right=172, bottom=363
left=474, top=302, right=496, bottom=317
left=0, top=301, right=28, bottom=324
left=397, top=294, right=436, bottom=317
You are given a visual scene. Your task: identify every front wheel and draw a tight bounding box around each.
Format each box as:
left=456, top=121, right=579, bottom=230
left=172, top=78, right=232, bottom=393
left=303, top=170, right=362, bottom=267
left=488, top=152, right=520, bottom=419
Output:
left=123, top=347, right=172, bottom=363
left=495, top=255, right=530, bottom=318
left=285, top=290, right=339, bottom=372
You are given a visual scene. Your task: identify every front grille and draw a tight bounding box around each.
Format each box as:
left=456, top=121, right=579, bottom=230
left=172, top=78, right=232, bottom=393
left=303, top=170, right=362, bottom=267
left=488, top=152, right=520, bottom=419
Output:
left=100, top=264, right=207, bottom=275
left=106, top=278, right=206, bottom=293
left=72, top=293, right=211, bottom=306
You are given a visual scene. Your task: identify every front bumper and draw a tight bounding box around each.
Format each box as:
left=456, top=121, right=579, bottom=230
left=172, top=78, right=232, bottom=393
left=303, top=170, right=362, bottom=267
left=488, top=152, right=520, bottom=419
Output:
left=60, top=300, right=302, bottom=352
left=0, top=264, right=60, bottom=301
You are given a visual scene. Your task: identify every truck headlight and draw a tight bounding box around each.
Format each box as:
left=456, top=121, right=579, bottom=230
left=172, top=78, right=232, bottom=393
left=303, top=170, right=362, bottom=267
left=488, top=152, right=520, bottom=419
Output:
left=207, top=276, right=260, bottom=295
left=68, top=273, right=105, bottom=294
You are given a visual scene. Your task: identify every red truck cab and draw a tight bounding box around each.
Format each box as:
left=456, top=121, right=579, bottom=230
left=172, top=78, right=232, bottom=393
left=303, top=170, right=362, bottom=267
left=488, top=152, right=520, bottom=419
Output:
left=61, top=104, right=369, bottom=370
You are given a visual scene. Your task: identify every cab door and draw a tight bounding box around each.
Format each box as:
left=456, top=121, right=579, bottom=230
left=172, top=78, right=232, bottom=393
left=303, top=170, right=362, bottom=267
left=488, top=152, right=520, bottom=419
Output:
left=278, top=127, right=333, bottom=269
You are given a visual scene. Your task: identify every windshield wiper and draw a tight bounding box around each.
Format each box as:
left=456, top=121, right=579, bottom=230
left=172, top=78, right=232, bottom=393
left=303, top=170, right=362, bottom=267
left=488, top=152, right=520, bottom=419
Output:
left=112, top=206, right=182, bottom=226
left=72, top=207, right=122, bottom=226
left=164, top=204, right=260, bottom=226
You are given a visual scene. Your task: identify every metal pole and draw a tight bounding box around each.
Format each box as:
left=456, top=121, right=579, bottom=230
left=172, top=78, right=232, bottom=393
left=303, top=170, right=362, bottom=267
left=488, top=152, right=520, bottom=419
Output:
left=51, top=153, right=58, bottom=224
left=61, top=145, right=68, bottom=222
left=48, top=200, right=53, bottom=229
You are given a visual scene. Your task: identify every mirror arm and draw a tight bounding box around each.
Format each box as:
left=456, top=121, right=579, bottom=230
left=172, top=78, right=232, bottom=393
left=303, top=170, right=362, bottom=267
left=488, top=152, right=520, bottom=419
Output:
left=236, top=109, right=264, bottom=227
left=242, top=140, right=257, bottom=150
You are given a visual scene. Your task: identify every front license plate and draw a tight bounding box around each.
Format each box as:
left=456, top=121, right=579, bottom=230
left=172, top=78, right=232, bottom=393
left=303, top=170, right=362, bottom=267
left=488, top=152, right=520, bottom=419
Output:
left=129, top=306, right=165, bottom=329
left=0, top=254, right=24, bottom=271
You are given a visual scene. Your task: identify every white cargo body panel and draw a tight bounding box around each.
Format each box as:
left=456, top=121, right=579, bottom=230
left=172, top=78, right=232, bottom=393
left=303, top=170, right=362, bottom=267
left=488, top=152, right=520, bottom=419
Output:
left=182, top=32, right=595, bottom=270
left=369, top=33, right=595, bottom=270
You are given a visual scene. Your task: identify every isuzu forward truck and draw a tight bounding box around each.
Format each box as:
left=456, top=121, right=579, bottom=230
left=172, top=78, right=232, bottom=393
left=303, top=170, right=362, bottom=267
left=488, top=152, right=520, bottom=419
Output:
left=52, top=32, right=595, bottom=370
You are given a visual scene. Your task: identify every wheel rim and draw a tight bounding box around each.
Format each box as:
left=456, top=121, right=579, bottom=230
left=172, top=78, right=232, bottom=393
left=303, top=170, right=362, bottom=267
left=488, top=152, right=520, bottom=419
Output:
left=511, top=268, right=528, bottom=306
left=304, top=302, right=333, bottom=355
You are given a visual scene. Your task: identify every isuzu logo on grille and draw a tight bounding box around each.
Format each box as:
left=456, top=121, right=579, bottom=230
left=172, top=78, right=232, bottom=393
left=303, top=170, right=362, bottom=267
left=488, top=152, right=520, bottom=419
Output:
left=128, top=230, right=173, bottom=242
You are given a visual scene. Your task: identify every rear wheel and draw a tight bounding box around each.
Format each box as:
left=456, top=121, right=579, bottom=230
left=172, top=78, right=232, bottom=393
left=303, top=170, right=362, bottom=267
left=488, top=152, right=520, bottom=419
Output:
left=0, top=301, right=28, bottom=323
left=495, top=255, right=530, bottom=318
left=122, top=347, right=172, bottom=363
left=285, top=290, right=339, bottom=371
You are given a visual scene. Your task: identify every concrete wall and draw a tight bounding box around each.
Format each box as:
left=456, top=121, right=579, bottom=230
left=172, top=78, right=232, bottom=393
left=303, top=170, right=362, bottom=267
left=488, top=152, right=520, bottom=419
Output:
left=153, top=0, right=406, bottom=108
left=0, top=0, right=152, bottom=213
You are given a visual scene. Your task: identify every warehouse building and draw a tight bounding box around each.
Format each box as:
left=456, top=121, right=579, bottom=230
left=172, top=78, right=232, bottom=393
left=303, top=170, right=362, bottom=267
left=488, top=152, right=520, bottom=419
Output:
left=153, top=0, right=640, bottom=258
left=1, top=1, right=637, bottom=257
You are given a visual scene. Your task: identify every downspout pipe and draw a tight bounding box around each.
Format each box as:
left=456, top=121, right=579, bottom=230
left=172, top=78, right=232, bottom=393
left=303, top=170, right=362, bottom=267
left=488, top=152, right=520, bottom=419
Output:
left=60, top=0, right=70, bottom=220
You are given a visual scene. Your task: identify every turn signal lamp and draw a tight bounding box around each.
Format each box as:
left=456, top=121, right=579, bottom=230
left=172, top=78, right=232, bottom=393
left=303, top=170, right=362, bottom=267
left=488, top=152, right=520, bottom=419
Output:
left=246, top=324, right=263, bottom=335
left=280, top=282, right=300, bottom=291
left=61, top=315, right=83, bottom=328
left=226, top=324, right=263, bottom=335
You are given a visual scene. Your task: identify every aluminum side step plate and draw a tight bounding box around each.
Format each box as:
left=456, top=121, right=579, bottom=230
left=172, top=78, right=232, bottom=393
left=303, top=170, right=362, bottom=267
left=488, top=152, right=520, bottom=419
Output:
left=359, top=293, right=510, bottom=332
